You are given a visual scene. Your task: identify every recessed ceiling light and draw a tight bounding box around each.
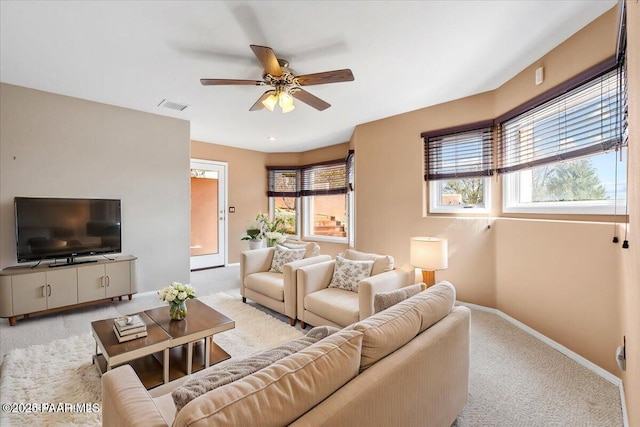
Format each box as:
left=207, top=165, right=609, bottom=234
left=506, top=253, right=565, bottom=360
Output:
left=267, top=136, right=277, bottom=141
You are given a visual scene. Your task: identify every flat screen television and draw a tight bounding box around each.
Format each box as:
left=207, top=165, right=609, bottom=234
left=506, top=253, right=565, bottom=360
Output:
left=14, top=197, right=122, bottom=265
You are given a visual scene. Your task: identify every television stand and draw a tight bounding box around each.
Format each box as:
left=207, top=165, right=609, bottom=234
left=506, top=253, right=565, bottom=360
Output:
left=49, top=258, right=98, bottom=268
left=0, top=256, right=137, bottom=326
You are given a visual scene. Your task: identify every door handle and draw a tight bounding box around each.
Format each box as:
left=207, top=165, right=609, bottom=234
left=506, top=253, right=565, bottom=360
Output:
left=47, top=284, right=52, bottom=297
left=101, top=276, right=106, bottom=288
left=106, top=276, right=110, bottom=287
left=41, top=285, right=46, bottom=298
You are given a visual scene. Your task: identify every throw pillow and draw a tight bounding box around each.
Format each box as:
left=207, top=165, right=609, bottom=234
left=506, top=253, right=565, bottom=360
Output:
left=328, top=256, right=374, bottom=293
left=269, top=245, right=306, bottom=273
left=282, top=240, right=321, bottom=258
left=374, top=283, right=427, bottom=313
left=171, top=325, right=338, bottom=412
left=343, top=248, right=394, bottom=276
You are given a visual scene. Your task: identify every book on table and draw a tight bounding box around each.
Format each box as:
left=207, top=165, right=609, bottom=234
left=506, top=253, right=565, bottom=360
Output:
left=112, top=324, right=148, bottom=342
left=113, top=315, right=147, bottom=339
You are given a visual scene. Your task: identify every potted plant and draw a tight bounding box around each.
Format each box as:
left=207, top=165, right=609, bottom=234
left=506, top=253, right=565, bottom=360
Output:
left=241, top=220, right=264, bottom=249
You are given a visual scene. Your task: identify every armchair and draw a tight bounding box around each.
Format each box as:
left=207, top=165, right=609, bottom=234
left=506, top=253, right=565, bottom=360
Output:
left=240, top=241, right=331, bottom=326
left=296, top=249, right=412, bottom=328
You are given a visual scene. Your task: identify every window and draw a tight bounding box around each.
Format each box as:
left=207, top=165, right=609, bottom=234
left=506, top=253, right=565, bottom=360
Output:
left=267, top=168, right=300, bottom=236
left=499, top=66, right=628, bottom=215
left=423, top=123, right=494, bottom=213
left=266, top=152, right=354, bottom=243
left=301, top=159, right=350, bottom=242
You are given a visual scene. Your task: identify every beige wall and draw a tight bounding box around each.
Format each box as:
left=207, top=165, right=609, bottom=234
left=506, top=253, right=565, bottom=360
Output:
left=0, top=84, right=191, bottom=293
left=353, top=4, right=626, bottom=382
left=621, top=0, right=639, bottom=424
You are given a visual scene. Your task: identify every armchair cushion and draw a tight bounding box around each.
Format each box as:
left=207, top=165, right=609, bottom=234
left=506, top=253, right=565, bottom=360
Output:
left=328, top=257, right=374, bottom=292
left=244, top=272, right=285, bottom=301
left=305, top=288, right=360, bottom=327
left=343, top=249, right=394, bottom=276
left=269, top=245, right=306, bottom=273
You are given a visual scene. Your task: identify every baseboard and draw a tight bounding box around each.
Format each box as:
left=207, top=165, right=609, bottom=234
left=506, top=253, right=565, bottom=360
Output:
left=226, top=262, right=240, bottom=267
left=457, top=300, right=629, bottom=427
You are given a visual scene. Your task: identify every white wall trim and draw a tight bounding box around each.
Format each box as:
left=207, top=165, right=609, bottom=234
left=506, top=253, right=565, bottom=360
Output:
left=457, top=300, right=628, bottom=427
left=226, top=262, right=240, bottom=267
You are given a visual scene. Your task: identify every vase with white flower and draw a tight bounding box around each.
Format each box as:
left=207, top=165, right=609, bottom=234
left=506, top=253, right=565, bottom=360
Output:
left=157, top=282, right=196, bottom=320
left=256, top=213, right=287, bottom=247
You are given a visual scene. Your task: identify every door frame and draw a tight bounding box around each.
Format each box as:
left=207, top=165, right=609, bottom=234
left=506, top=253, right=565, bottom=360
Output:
left=190, top=159, right=229, bottom=269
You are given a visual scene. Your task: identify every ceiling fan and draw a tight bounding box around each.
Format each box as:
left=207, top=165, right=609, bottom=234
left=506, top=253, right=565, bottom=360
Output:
left=200, top=45, right=354, bottom=113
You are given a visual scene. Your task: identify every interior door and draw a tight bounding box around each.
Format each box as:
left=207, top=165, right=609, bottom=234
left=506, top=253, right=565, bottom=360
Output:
left=190, top=160, right=227, bottom=270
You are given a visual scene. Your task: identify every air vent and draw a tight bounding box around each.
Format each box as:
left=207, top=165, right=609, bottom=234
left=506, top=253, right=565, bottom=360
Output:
left=158, top=99, right=189, bottom=111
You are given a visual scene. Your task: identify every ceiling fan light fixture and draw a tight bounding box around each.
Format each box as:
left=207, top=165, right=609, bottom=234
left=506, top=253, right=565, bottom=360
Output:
left=278, top=91, right=294, bottom=108
left=262, top=93, right=278, bottom=111
left=281, top=103, right=295, bottom=114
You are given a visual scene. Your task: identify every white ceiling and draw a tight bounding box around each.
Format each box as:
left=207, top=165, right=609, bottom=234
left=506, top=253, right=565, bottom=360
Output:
left=0, top=1, right=616, bottom=153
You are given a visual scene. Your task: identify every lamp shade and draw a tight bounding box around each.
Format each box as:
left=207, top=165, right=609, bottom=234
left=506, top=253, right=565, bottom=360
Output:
left=410, top=237, right=448, bottom=270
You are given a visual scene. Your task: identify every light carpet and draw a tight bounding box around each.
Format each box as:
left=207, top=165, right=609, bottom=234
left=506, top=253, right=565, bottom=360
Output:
left=0, top=292, right=303, bottom=427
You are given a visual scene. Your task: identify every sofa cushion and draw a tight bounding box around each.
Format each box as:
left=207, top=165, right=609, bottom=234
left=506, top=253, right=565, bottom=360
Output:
left=244, top=272, right=284, bottom=301
left=171, top=325, right=339, bottom=412
left=269, top=245, right=306, bottom=273
left=328, top=256, right=374, bottom=292
left=305, top=287, right=360, bottom=327
left=343, top=248, right=394, bottom=276
left=282, top=239, right=320, bottom=258
left=353, top=281, right=456, bottom=371
left=374, top=283, right=427, bottom=313
left=173, top=329, right=364, bottom=427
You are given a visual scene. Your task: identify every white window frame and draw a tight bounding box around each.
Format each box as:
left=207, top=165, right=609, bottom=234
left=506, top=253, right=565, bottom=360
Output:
left=269, top=197, right=300, bottom=239
left=502, top=151, right=627, bottom=215
left=429, top=177, right=491, bottom=214
left=303, top=195, right=349, bottom=243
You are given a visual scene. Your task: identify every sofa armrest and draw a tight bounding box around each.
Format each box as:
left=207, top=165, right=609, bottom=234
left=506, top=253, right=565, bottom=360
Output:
left=296, top=260, right=336, bottom=318
left=358, top=269, right=410, bottom=320
left=240, top=248, right=275, bottom=294
left=102, top=365, right=169, bottom=427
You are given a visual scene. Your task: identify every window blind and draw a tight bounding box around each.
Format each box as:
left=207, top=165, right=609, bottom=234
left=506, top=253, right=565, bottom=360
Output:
left=346, top=150, right=355, bottom=192
left=423, top=124, right=494, bottom=181
left=497, top=66, right=627, bottom=174
left=267, top=168, right=300, bottom=197
left=301, top=160, right=348, bottom=196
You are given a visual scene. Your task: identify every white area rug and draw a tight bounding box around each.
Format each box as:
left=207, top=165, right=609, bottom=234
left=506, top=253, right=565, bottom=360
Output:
left=0, top=292, right=303, bottom=427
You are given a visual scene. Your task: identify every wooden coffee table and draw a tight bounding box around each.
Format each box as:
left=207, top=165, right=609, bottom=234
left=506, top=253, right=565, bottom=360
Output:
left=145, top=299, right=235, bottom=381
left=91, top=298, right=235, bottom=389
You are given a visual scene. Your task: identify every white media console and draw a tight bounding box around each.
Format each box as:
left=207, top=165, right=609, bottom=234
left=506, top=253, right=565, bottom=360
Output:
left=0, top=256, right=137, bottom=326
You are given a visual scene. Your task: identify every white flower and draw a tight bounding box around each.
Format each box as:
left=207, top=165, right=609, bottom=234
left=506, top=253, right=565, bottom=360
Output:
left=158, top=282, right=196, bottom=303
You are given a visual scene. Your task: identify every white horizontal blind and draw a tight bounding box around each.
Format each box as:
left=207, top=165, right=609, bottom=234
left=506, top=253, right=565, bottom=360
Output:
left=425, top=126, right=494, bottom=181
left=498, top=67, right=627, bottom=174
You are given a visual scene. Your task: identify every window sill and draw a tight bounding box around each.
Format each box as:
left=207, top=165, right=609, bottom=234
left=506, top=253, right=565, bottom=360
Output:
left=303, top=235, right=348, bottom=244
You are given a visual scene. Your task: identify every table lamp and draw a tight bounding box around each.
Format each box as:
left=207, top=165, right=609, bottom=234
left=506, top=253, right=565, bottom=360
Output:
left=410, top=237, right=448, bottom=287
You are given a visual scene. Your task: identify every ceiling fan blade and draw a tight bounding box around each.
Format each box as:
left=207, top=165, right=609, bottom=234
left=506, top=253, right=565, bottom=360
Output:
left=250, top=45, right=283, bottom=77
left=296, top=69, right=354, bottom=86
left=292, top=89, right=331, bottom=111
left=250, top=90, right=275, bottom=111
left=201, top=79, right=263, bottom=86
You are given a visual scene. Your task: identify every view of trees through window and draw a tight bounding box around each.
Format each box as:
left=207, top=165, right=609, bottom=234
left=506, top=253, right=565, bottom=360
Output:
left=441, top=178, right=483, bottom=206
left=273, top=197, right=297, bottom=234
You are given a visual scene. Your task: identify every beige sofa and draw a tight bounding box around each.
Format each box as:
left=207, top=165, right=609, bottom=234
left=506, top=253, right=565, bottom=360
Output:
left=240, top=241, right=331, bottom=326
left=102, top=282, right=470, bottom=427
